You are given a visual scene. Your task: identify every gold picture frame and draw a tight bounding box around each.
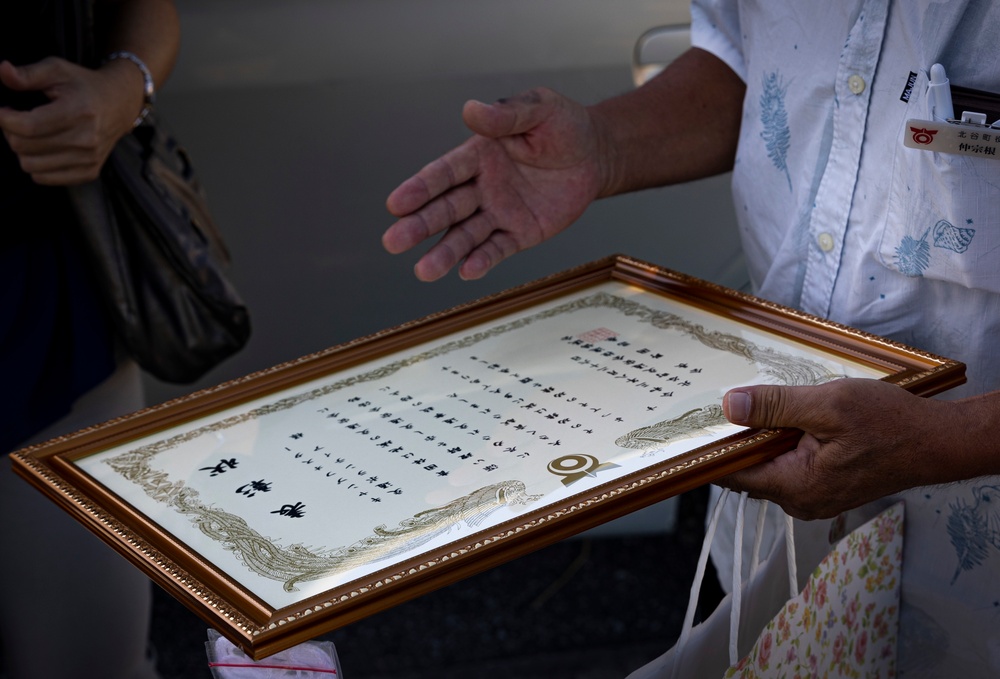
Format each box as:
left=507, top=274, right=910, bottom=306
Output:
left=12, top=255, right=964, bottom=659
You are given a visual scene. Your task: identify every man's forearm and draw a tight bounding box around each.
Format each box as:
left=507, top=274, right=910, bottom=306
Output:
left=590, top=47, right=746, bottom=198
left=936, top=391, right=1000, bottom=484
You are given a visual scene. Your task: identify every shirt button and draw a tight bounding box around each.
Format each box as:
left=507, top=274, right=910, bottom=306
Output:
left=848, top=74, right=866, bottom=95
left=817, top=232, right=835, bottom=252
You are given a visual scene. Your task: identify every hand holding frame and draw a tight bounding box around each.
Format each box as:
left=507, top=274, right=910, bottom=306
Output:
left=719, top=378, right=1000, bottom=519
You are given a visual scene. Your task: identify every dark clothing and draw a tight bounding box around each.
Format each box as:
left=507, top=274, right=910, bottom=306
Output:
left=1, top=1, right=115, bottom=452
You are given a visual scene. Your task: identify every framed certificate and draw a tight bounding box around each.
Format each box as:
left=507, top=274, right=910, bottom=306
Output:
left=12, top=255, right=964, bottom=659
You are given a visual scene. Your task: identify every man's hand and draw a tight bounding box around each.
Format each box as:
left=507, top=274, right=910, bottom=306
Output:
left=382, top=48, right=746, bottom=283
left=717, top=378, right=982, bottom=520
left=383, top=87, right=606, bottom=282
left=0, top=57, right=141, bottom=186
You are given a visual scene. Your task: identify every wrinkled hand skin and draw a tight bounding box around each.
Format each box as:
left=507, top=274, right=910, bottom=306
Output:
left=383, top=87, right=605, bottom=282
left=383, top=48, right=746, bottom=282
left=716, top=378, right=990, bottom=520
left=0, top=57, right=140, bottom=186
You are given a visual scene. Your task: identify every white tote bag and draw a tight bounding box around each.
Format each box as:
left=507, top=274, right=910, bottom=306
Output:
left=627, top=492, right=904, bottom=679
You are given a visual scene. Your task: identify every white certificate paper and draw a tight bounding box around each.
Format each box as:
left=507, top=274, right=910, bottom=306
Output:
left=77, top=281, right=884, bottom=610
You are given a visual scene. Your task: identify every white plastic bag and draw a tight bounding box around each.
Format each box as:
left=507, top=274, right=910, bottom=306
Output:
left=627, top=492, right=903, bottom=679
left=205, top=630, right=342, bottom=678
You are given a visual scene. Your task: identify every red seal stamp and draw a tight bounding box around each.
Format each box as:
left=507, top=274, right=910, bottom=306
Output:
left=909, top=126, right=938, bottom=145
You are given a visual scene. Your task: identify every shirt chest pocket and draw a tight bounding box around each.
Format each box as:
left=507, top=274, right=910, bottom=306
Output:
left=877, top=84, right=1000, bottom=293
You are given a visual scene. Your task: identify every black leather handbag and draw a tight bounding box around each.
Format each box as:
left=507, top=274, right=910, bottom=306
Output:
left=59, top=0, right=251, bottom=384
left=67, top=117, right=251, bottom=383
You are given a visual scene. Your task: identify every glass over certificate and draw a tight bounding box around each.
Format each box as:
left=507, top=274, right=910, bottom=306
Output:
left=12, top=256, right=965, bottom=659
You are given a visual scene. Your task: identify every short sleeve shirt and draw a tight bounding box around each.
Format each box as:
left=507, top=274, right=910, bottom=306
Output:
left=693, top=0, right=1000, bottom=400
left=692, top=0, right=1000, bottom=674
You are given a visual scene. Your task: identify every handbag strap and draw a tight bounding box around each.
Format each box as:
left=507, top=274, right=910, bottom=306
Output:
left=729, top=491, right=750, bottom=665
left=750, top=497, right=769, bottom=579
left=671, top=488, right=729, bottom=679
left=784, top=512, right=797, bottom=601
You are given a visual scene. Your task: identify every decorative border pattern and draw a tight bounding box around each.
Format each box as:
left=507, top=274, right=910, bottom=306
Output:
left=13, top=257, right=962, bottom=651
left=100, top=290, right=847, bottom=594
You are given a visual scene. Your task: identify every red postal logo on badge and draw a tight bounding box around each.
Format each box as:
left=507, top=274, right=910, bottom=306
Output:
left=909, top=127, right=938, bottom=145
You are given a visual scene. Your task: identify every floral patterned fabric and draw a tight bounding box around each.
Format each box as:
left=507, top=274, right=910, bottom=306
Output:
left=724, top=502, right=904, bottom=679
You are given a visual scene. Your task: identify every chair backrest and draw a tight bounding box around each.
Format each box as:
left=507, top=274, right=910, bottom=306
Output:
left=632, top=24, right=691, bottom=87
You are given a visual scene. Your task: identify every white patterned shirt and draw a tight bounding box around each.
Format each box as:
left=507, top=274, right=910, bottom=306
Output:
left=691, top=0, right=1000, bottom=674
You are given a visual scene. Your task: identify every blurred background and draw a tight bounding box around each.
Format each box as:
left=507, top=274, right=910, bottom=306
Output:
left=148, top=0, right=742, bottom=676
left=154, top=0, right=744, bottom=404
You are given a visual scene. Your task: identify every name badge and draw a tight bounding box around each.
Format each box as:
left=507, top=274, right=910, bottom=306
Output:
left=904, top=115, right=1000, bottom=158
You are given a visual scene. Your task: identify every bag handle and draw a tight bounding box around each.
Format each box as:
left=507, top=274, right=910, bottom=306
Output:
left=672, top=489, right=793, bottom=677
left=729, top=491, right=749, bottom=664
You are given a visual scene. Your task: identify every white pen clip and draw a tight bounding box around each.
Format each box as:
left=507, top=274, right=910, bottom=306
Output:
left=928, top=63, right=955, bottom=121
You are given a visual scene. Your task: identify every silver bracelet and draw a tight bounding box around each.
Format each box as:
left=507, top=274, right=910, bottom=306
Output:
left=104, top=50, right=156, bottom=127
